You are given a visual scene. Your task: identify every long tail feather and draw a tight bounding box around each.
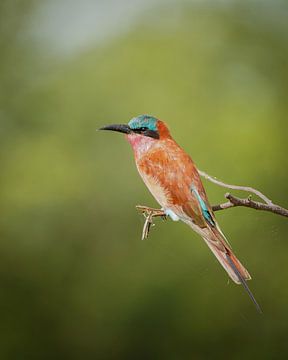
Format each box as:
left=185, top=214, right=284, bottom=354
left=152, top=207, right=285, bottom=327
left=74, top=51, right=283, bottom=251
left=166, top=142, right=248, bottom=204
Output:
left=202, top=237, right=250, bottom=283
left=202, top=236, right=262, bottom=313
left=186, top=220, right=261, bottom=312
left=225, top=253, right=262, bottom=313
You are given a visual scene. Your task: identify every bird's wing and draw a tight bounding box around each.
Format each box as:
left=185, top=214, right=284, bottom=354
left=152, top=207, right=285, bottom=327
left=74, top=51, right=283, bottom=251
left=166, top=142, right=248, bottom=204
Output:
left=137, top=142, right=217, bottom=229
left=138, top=143, right=232, bottom=251
left=137, top=144, right=260, bottom=311
left=176, top=164, right=256, bottom=303
left=137, top=144, right=201, bottom=209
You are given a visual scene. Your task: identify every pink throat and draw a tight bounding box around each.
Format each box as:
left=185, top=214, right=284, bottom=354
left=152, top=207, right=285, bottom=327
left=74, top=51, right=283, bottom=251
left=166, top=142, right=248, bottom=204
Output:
left=126, top=133, right=156, bottom=157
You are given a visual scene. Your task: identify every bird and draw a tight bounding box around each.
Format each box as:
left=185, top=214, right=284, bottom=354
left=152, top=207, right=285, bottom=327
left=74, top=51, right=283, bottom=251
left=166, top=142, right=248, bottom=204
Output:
left=99, top=114, right=261, bottom=313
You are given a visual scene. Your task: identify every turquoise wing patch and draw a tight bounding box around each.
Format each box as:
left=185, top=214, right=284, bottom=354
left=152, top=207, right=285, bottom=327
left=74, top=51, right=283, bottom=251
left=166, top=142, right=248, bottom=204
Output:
left=191, top=185, right=215, bottom=227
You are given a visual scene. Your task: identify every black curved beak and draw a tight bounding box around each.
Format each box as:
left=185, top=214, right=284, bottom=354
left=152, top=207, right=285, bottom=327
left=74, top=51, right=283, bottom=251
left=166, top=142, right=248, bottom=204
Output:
left=99, top=124, right=131, bottom=134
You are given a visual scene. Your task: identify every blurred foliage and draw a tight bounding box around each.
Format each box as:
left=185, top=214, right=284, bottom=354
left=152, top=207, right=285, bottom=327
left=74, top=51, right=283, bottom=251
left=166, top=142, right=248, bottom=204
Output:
left=0, top=0, right=288, bottom=359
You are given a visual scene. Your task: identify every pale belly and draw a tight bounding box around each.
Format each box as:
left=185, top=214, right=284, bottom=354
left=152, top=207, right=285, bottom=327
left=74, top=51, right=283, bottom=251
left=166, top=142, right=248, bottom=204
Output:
left=137, top=168, right=180, bottom=221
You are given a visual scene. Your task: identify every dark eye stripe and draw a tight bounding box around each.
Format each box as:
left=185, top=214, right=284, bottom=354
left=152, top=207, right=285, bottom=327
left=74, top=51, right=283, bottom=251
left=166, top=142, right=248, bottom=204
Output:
left=133, top=127, right=148, bottom=132
left=144, top=129, right=160, bottom=139
left=131, top=127, right=159, bottom=139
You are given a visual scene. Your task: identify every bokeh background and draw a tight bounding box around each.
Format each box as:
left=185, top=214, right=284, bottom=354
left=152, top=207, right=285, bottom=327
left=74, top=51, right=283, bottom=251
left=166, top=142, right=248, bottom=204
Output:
left=1, top=0, right=288, bottom=359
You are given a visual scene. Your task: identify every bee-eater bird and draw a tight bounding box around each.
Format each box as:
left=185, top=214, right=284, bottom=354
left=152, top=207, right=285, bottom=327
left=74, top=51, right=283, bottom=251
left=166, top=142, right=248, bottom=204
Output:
left=99, top=114, right=261, bottom=312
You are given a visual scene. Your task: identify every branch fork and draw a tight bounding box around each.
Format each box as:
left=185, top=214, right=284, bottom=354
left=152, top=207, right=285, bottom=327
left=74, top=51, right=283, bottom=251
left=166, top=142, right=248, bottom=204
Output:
left=136, top=170, right=288, bottom=240
left=136, top=206, right=166, bottom=240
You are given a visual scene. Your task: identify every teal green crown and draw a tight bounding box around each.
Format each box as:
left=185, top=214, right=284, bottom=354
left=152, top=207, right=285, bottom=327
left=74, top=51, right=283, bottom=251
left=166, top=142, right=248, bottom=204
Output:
left=128, top=115, right=158, bottom=131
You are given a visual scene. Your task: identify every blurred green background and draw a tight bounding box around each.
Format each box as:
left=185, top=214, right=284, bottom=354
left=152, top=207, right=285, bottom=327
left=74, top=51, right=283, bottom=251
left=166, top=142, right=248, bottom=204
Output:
left=1, top=0, right=288, bottom=359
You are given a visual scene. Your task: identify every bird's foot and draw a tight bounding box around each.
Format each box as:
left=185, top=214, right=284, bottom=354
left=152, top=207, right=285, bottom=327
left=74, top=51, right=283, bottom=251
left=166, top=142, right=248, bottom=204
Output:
left=136, top=205, right=167, bottom=240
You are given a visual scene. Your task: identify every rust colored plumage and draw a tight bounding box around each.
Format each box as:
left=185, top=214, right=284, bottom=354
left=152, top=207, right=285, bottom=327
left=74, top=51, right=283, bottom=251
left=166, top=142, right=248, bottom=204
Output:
left=129, top=121, right=251, bottom=282
left=100, top=115, right=261, bottom=312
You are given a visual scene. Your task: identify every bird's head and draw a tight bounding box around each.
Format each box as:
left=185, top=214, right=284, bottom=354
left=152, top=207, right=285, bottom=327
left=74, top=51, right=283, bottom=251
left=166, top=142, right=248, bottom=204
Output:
left=99, top=115, right=171, bottom=147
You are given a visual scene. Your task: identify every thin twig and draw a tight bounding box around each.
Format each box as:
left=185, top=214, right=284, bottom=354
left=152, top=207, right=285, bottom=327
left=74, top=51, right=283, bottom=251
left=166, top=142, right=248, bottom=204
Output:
left=136, top=206, right=166, bottom=218
left=198, top=170, right=273, bottom=205
left=136, top=171, right=288, bottom=239
left=215, top=193, right=288, bottom=217
left=136, top=206, right=166, bottom=240
left=198, top=170, right=287, bottom=217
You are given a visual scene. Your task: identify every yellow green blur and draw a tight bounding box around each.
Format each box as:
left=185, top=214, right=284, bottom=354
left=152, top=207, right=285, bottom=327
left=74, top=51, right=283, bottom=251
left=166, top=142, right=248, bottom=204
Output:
left=0, top=1, right=288, bottom=359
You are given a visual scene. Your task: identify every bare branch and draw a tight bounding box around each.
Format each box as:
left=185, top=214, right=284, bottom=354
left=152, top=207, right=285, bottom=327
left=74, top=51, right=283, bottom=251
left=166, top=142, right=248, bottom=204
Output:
left=136, top=206, right=166, bottom=240
left=198, top=170, right=273, bottom=205
left=214, top=193, right=288, bottom=217
left=136, top=171, right=287, bottom=239
left=198, top=170, right=288, bottom=218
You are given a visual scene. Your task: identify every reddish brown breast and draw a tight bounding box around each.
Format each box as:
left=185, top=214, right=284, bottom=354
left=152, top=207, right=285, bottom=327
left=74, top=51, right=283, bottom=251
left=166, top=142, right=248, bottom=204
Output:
left=137, top=138, right=211, bottom=227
